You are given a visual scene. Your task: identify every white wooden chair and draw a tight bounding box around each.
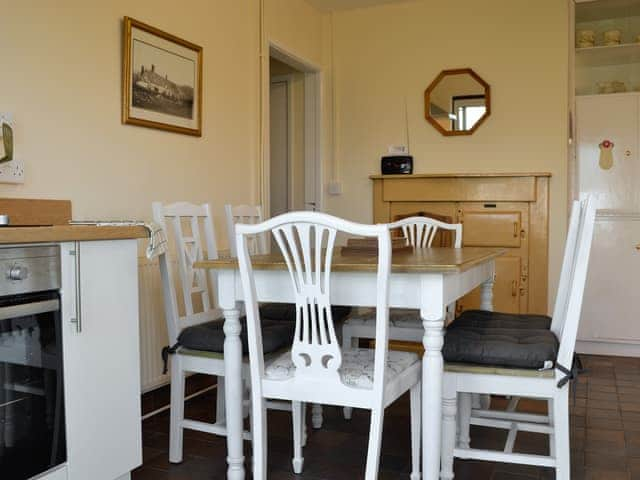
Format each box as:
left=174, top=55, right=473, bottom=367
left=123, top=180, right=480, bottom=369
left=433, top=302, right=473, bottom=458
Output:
left=341, top=215, right=461, bottom=419
left=225, top=203, right=327, bottom=429
left=455, top=198, right=584, bottom=447
left=236, top=211, right=422, bottom=480
left=152, top=201, right=299, bottom=464
left=440, top=197, right=596, bottom=480
left=224, top=204, right=267, bottom=257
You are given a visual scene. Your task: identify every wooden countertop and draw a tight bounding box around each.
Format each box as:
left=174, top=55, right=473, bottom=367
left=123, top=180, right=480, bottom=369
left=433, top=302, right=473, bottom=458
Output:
left=0, top=225, right=149, bottom=244
left=196, top=247, right=505, bottom=274
left=369, top=172, right=552, bottom=179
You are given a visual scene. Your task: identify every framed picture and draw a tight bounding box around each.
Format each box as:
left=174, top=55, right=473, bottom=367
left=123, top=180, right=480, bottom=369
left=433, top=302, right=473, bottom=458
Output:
left=122, top=17, right=202, bottom=136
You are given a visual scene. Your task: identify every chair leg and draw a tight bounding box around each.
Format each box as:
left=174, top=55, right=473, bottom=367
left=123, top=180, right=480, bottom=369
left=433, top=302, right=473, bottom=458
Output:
left=169, top=359, right=185, bottom=464
left=302, top=402, right=308, bottom=447
left=410, top=382, right=421, bottom=480
left=342, top=330, right=356, bottom=420
left=547, top=398, right=555, bottom=454
left=364, top=407, right=385, bottom=480
left=292, top=401, right=305, bottom=474
left=553, top=389, right=570, bottom=480
left=458, top=392, right=472, bottom=449
left=440, top=374, right=457, bottom=480
left=343, top=406, right=354, bottom=420
left=216, top=376, right=226, bottom=425
left=251, top=396, right=268, bottom=480
left=312, top=403, right=323, bottom=429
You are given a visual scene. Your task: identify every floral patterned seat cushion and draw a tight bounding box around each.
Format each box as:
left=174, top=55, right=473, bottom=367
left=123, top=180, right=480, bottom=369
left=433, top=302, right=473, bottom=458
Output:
left=344, top=308, right=422, bottom=329
left=265, top=348, right=419, bottom=389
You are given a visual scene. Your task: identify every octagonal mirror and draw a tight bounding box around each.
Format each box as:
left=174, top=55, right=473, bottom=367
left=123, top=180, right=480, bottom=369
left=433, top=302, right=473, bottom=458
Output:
left=424, top=68, right=490, bottom=136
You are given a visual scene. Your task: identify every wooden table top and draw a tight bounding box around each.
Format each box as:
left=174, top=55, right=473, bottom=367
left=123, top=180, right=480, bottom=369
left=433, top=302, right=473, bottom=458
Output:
left=0, top=225, right=149, bottom=244
left=196, top=247, right=504, bottom=274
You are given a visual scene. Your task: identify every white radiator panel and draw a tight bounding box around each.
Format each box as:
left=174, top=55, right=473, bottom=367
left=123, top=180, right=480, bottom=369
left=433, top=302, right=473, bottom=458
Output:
left=138, top=257, right=171, bottom=393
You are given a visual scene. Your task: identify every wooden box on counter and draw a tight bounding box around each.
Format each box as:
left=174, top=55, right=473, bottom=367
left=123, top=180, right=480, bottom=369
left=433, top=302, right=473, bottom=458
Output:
left=371, top=172, right=550, bottom=315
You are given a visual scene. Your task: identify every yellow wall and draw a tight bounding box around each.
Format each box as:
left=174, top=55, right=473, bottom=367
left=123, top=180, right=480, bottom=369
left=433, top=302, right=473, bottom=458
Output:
left=265, top=0, right=325, bottom=67
left=2, top=0, right=569, bottom=310
left=326, top=0, right=569, bottom=311
left=0, top=0, right=326, bottom=250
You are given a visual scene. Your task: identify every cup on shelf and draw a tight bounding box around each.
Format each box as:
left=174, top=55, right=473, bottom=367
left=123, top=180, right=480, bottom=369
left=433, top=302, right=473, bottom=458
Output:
left=597, top=81, right=627, bottom=94
left=604, top=30, right=622, bottom=45
left=597, top=81, right=614, bottom=94
left=578, top=40, right=595, bottom=48
left=577, top=29, right=595, bottom=45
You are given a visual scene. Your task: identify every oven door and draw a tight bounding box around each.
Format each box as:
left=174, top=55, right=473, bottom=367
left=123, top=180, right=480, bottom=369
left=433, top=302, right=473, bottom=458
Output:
left=0, top=290, right=66, bottom=480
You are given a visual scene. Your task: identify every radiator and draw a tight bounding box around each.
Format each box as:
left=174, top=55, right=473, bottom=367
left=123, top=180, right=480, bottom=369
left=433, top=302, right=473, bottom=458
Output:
left=138, top=257, right=171, bottom=393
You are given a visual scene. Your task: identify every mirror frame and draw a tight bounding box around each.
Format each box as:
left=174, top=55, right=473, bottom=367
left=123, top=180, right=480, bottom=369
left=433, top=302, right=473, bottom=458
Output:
left=424, top=68, right=491, bottom=136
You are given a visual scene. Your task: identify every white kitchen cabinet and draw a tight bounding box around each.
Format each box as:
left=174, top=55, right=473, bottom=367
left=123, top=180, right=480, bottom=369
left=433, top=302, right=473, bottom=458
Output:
left=576, top=93, right=640, bottom=355
left=60, top=240, right=142, bottom=480
left=578, top=214, right=640, bottom=354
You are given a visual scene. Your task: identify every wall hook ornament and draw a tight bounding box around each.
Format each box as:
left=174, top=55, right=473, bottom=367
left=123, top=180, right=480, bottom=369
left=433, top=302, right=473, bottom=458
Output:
left=599, top=139, right=614, bottom=170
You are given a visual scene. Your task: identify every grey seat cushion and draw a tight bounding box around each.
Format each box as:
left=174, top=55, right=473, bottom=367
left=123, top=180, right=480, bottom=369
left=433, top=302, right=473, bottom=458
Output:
left=177, top=318, right=295, bottom=355
left=443, top=326, right=559, bottom=370
left=451, top=309, right=552, bottom=330
left=260, top=303, right=352, bottom=323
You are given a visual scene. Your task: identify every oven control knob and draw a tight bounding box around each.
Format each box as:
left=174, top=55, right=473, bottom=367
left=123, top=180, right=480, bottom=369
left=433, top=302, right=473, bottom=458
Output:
left=8, top=265, right=28, bottom=281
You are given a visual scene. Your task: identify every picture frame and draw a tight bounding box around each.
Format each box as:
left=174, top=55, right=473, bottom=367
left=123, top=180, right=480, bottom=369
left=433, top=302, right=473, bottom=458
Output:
left=122, top=17, right=203, bottom=136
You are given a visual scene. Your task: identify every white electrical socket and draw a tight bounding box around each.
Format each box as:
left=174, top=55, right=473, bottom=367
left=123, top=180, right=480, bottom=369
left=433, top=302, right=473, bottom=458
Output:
left=0, top=157, right=25, bottom=184
left=328, top=181, right=342, bottom=195
left=0, top=113, right=24, bottom=184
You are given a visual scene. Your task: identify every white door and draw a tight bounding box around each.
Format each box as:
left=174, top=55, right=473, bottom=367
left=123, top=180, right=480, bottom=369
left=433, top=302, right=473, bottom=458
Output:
left=61, top=240, right=142, bottom=480
left=270, top=80, right=289, bottom=217
left=577, top=94, right=640, bottom=211
left=576, top=94, right=640, bottom=354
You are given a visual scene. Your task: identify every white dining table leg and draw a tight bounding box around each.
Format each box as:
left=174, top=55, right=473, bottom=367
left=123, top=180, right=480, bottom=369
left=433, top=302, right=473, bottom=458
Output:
left=223, top=304, right=245, bottom=480
left=478, top=274, right=496, bottom=409
left=480, top=275, right=495, bottom=311
left=421, top=274, right=446, bottom=480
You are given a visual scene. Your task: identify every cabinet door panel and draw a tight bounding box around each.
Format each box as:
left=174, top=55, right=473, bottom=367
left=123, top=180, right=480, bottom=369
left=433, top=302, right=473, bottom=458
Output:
left=457, top=256, right=522, bottom=314
left=578, top=217, right=640, bottom=344
left=577, top=95, right=640, bottom=211
left=61, top=240, right=142, bottom=480
left=460, top=210, right=522, bottom=247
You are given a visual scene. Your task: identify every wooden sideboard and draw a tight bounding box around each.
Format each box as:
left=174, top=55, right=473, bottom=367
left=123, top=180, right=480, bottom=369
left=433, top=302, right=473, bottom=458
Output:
left=371, top=172, right=550, bottom=314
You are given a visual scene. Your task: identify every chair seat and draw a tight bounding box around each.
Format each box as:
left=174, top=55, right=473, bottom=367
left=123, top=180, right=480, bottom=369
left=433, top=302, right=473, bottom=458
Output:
left=261, top=303, right=352, bottom=323
left=344, top=308, right=422, bottom=329
left=443, top=326, right=559, bottom=370
left=451, top=309, right=552, bottom=330
left=264, top=348, right=420, bottom=390
left=177, top=318, right=295, bottom=355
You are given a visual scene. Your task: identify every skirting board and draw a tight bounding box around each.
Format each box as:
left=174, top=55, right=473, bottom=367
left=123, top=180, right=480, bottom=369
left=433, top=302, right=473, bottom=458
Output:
left=576, top=340, right=640, bottom=358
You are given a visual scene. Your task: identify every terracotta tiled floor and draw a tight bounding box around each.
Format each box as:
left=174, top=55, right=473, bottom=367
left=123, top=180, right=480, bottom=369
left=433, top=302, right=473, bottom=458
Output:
left=132, top=354, right=640, bottom=479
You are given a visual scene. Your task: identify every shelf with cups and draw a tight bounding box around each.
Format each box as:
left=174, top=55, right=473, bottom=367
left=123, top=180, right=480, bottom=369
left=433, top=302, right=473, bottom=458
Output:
left=576, top=42, right=640, bottom=67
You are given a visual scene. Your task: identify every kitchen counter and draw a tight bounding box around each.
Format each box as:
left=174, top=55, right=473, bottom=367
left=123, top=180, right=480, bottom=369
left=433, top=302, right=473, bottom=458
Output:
left=0, top=224, right=148, bottom=244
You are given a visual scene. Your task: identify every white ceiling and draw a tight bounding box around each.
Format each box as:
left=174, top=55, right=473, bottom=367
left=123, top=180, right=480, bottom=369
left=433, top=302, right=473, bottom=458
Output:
left=306, top=0, right=414, bottom=12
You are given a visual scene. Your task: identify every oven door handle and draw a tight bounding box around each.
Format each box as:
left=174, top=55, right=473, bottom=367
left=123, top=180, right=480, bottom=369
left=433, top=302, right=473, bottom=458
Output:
left=0, top=299, right=60, bottom=321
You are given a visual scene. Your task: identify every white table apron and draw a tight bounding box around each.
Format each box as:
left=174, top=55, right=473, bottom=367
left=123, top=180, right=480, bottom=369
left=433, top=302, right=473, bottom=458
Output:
left=216, top=259, right=496, bottom=480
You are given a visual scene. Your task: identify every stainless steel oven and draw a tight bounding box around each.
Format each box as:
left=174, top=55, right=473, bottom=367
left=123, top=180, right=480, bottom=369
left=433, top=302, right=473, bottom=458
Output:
left=0, top=246, right=65, bottom=479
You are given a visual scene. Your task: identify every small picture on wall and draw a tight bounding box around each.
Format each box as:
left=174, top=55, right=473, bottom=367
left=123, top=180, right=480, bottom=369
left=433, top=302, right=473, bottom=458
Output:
left=122, top=17, right=202, bottom=136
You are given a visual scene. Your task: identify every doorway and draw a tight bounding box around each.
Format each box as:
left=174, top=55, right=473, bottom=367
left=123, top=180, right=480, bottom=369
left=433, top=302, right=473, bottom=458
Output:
left=265, top=44, right=322, bottom=217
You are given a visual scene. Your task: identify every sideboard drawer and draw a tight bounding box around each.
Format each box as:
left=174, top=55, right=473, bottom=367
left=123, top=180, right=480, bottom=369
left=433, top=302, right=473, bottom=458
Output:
left=460, top=210, right=522, bottom=248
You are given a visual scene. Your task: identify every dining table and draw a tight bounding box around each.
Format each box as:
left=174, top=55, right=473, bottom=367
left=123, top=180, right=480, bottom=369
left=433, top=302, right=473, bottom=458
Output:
left=196, top=245, right=504, bottom=480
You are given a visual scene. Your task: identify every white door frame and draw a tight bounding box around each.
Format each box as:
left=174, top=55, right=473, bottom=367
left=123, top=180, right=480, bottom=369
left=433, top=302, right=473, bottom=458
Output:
left=262, top=40, right=323, bottom=216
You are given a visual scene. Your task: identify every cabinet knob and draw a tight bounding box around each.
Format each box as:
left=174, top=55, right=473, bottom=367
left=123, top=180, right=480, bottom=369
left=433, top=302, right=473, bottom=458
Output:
left=7, top=265, right=28, bottom=281
left=625, top=150, right=632, bottom=157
